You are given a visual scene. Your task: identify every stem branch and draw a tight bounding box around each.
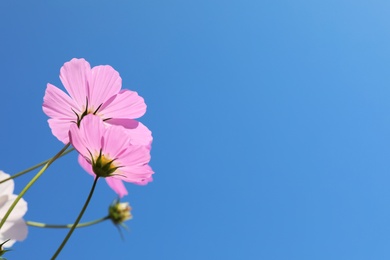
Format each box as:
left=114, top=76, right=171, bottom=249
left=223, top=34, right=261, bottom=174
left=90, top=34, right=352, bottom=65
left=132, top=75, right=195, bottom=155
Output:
left=0, top=144, right=70, bottom=229
left=0, top=148, right=74, bottom=184
left=26, top=216, right=109, bottom=229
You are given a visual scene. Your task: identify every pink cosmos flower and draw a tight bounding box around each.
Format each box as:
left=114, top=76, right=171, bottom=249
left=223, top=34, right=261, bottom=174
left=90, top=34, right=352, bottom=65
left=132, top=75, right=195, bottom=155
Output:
left=43, top=58, right=152, bottom=145
left=69, top=114, right=153, bottom=197
left=0, top=171, right=28, bottom=248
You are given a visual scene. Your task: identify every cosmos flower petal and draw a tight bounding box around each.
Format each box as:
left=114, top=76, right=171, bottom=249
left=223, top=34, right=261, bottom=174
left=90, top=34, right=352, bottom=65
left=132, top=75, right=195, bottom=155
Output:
left=1, top=218, right=28, bottom=247
left=89, top=65, right=122, bottom=108
left=137, top=175, right=153, bottom=185
left=0, top=196, right=27, bottom=221
left=78, top=155, right=95, bottom=177
left=70, top=115, right=105, bottom=156
left=101, top=90, right=146, bottom=119
left=116, top=149, right=154, bottom=185
left=123, top=174, right=153, bottom=186
left=0, top=171, right=28, bottom=248
left=0, top=171, right=14, bottom=197
left=0, top=196, right=7, bottom=210
left=125, top=121, right=153, bottom=146
left=69, top=125, right=90, bottom=158
left=43, top=83, right=79, bottom=119
left=119, top=164, right=154, bottom=182
left=47, top=119, right=73, bottom=144
left=105, top=178, right=128, bottom=198
left=107, top=119, right=153, bottom=146
left=78, top=115, right=105, bottom=153
left=59, top=58, right=91, bottom=109
left=120, top=145, right=151, bottom=166
left=102, top=124, right=131, bottom=158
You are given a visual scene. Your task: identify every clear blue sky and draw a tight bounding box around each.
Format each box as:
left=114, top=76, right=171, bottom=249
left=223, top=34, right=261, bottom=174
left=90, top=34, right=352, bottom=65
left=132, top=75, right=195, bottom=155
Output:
left=1, top=0, right=390, bottom=259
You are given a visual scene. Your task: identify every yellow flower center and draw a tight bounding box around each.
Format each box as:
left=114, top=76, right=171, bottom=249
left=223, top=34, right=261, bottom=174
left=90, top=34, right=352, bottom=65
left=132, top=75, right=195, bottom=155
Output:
left=92, top=152, right=119, bottom=178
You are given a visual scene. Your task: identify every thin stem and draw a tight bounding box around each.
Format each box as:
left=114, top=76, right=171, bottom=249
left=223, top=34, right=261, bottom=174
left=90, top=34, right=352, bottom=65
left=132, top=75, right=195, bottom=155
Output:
left=26, top=216, right=109, bottom=229
left=51, top=177, right=99, bottom=260
left=0, top=143, right=70, bottom=229
left=0, top=148, right=74, bottom=184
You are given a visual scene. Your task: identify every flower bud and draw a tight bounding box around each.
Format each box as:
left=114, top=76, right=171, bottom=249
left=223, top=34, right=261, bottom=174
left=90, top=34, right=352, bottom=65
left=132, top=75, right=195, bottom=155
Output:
left=109, top=201, right=132, bottom=225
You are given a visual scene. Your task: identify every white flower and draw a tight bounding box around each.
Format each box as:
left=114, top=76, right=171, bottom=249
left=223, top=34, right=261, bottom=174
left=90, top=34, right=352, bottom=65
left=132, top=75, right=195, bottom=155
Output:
left=0, top=171, right=28, bottom=248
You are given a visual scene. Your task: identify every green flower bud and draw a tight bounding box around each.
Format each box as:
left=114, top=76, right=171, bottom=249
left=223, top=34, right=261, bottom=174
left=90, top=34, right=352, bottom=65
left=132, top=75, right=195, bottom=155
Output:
left=109, top=200, right=132, bottom=225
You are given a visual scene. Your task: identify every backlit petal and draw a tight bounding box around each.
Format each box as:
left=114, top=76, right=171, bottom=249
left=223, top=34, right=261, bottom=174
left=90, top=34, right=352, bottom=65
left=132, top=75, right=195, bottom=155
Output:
left=107, top=119, right=152, bottom=146
left=89, top=65, right=122, bottom=109
left=116, top=146, right=154, bottom=184
left=48, top=118, right=73, bottom=144
left=120, top=145, right=151, bottom=166
left=70, top=115, right=105, bottom=157
left=102, top=124, right=131, bottom=159
left=0, top=171, right=14, bottom=196
left=69, top=124, right=90, bottom=158
left=0, top=196, right=27, bottom=221
left=43, top=83, right=79, bottom=118
left=133, top=174, right=154, bottom=186
left=1, top=218, right=27, bottom=246
left=118, top=164, right=154, bottom=184
left=78, top=155, right=95, bottom=177
left=59, top=58, right=90, bottom=110
left=100, top=90, right=146, bottom=119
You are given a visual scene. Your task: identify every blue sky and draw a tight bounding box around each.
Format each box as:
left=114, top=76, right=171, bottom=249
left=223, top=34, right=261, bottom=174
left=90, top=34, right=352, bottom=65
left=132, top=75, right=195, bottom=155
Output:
left=1, top=0, right=390, bottom=259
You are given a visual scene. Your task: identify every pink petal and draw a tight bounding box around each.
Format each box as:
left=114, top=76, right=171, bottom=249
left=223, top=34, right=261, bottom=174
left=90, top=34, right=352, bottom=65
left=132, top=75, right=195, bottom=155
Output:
left=69, top=124, right=90, bottom=158
left=100, top=90, right=146, bottom=119
left=105, top=177, right=128, bottom=198
left=101, top=124, right=131, bottom=159
left=47, top=119, right=73, bottom=144
left=42, top=83, right=79, bottom=118
left=107, top=118, right=139, bottom=128
left=115, top=146, right=154, bottom=184
left=133, top=175, right=154, bottom=186
left=127, top=122, right=153, bottom=146
left=119, top=164, right=154, bottom=183
left=78, top=155, right=95, bottom=177
left=70, top=115, right=105, bottom=157
left=107, top=119, right=153, bottom=146
left=88, top=65, right=122, bottom=110
left=120, top=145, right=151, bottom=166
left=59, top=58, right=90, bottom=110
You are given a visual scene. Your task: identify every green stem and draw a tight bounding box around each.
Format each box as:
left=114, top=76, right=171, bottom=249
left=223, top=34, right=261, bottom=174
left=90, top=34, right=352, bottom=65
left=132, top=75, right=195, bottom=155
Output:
left=0, top=143, right=70, bottom=229
left=51, top=177, right=99, bottom=260
left=0, top=148, right=74, bottom=184
left=26, top=216, right=109, bottom=229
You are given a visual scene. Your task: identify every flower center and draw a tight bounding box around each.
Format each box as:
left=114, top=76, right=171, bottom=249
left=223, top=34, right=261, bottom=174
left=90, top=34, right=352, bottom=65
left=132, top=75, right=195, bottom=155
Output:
left=92, top=151, right=119, bottom=178
left=73, top=97, right=104, bottom=127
